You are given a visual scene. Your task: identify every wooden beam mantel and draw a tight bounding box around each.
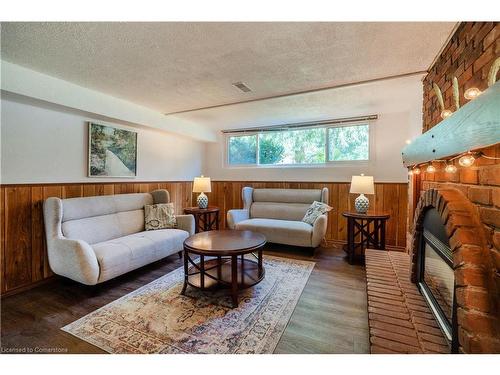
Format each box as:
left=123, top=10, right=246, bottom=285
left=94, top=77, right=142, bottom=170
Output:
left=402, top=81, right=500, bottom=167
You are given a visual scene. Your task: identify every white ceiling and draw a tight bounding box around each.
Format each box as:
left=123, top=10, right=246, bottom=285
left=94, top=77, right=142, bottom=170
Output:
left=176, top=73, right=425, bottom=131
left=1, top=22, right=455, bottom=114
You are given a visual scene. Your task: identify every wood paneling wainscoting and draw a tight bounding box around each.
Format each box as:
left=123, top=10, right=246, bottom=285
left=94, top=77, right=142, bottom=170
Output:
left=0, top=180, right=407, bottom=296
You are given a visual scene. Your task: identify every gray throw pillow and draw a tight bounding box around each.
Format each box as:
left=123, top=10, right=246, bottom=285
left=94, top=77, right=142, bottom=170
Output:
left=144, top=203, right=177, bottom=230
left=302, top=201, right=332, bottom=225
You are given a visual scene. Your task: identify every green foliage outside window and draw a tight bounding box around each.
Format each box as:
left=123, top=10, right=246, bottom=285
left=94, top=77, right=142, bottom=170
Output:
left=328, top=125, right=369, bottom=161
left=228, top=135, right=257, bottom=164
left=227, top=123, right=369, bottom=165
left=259, top=128, right=325, bottom=164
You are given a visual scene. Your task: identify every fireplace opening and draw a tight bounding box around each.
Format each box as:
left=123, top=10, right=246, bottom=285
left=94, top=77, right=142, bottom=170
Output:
left=416, top=208, right=458, bottom=352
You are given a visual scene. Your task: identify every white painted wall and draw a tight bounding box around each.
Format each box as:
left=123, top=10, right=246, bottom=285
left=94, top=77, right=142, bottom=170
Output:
left=1, top=74, right=423, bottom=185
left=197, top=75, right=424, bottom=183
left=1, top=61, right=216, bottom=142
left=1, top=96, right=204, bottom=184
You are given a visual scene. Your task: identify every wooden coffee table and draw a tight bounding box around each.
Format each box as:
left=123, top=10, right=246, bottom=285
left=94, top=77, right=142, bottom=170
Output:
left=181, top=230, right=266, bottom=308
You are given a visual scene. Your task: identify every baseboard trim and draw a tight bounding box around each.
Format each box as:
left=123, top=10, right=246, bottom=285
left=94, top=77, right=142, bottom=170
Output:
left=325, top=239, right=406, bottom=252
left=1, top=276, right=56, bottom=299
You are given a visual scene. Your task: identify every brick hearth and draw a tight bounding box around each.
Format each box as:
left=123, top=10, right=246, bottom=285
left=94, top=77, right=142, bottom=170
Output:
left=365, top=249, right=449, bottom=354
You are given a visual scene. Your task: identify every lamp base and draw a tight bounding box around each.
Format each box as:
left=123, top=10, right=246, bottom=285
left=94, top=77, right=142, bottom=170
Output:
left=355, top=194, right=369, bottom=214
left=197, top=192, right=208, bottom=209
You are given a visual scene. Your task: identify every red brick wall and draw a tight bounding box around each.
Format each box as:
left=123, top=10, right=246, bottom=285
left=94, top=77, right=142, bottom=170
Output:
left=409, top=187, right=500, bottom=353
left=422, top=22, right=499, bottom=132
left=415, top=21, right=500, bottom=353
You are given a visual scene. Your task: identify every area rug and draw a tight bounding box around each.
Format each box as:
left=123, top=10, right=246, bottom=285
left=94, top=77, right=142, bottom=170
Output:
left=62, top=255, right=314, bottom=354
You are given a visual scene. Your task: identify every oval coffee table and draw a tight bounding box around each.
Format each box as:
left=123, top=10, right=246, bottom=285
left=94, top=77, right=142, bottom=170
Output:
left=181, top=230, right=266, bottom=308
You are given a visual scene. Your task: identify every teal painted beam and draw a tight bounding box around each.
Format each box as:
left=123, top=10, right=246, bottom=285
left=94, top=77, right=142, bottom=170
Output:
left=402, top=81, right=500, bottom=167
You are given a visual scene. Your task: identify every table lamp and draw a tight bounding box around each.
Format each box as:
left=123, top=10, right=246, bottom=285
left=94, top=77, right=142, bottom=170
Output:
left=193, top=175, right=211, bottom=209
left=350, top=174, right=374, bottom=214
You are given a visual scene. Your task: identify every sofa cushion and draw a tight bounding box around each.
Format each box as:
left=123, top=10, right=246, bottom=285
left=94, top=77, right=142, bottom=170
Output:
left=253, top=188, right=322, bottom=204
left=144, top=203, right=177, bottom=230
left=61, top=193, right=153, bottom=222
left=302, top=201, right=333, bottom=225
left=92, top=229, right=188, bottom=282
left=250, top=202, right=311, bottom=221
left=235, top=218, right=313, bottom=247
left=62, top=209, right=145, bottom=244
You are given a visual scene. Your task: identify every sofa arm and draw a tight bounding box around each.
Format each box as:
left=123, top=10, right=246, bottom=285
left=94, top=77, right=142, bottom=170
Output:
left=227, top=209, right=249, bottom=229
left=176, top=214, right=195, bottom=235
left=49, top=238, right=100, bottom=285
left=43, top=196, right=99, bottom=285
left=311, top=214, right=328, bottom=248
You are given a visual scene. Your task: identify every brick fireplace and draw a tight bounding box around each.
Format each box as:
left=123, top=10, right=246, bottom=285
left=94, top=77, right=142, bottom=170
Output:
left=366, top=22, right=499, bottom=354
left=408, top=186, right=500, bottom=353
left=407, top=22, right=500, bottom=353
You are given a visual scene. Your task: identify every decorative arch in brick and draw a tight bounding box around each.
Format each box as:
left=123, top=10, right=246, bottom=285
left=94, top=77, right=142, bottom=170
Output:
left=409, top=188, right=500, bottom=353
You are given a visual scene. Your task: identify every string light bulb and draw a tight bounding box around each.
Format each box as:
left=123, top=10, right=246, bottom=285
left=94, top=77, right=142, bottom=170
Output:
left=413, top=167, right=421, bottom=175
left=445, top=164, right=457, bottom=173
left=426, top=164, right=436, bottom=173
left=441, top=109, right=453, bottom=119
left=464, top=87, right=482, bottom=100
left=459, top=154, right=475, bottom=167
left=408, top=169, right=414, bottom=176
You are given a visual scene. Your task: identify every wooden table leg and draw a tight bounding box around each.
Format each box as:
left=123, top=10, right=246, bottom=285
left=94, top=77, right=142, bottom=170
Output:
left=258, top=248, right=263, bottom=278
left=216, top=211, right=220, bottom=230
left=240, top=254, right=245, bottom=284
left=217, top=255, right=222, bottom=283
left=231, top=255, right=238, bottom=308
left=348, top=217, right=354, bottom=264
left=200, top=255, right=205, bottom=289
left=381, top=220, right=386, bottom=250
left=181, top=249, right=188, bottom=295
left=194, top=215, right=200, bottom=233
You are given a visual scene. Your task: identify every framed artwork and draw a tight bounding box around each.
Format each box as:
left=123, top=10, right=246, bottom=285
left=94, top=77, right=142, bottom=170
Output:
left=88, top=122, right=138, bottom=177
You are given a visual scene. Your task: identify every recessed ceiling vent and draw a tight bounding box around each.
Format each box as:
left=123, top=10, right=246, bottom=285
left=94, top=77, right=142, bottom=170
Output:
left=232, top=82, right=252, bottom=93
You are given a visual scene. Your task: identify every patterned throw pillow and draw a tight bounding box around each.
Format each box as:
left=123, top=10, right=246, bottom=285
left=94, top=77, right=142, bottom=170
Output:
left=144, top=203, right=177, bottom=231
left=302, top=201, right=333, bottom=225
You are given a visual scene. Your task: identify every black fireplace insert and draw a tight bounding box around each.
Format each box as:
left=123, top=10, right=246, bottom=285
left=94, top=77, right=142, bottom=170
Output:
left=416, top=208, right=458, bottom=353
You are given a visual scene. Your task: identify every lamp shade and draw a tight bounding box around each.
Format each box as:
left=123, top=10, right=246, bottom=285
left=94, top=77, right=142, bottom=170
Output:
left=193, top=176, right=211, bottom=193
left=350, top=175, right=374, bottom=195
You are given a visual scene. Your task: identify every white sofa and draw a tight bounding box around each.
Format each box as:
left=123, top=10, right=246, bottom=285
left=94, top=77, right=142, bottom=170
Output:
left=227, top=187, right=329, bottom=248
left=43, top=189, right=194, bottom=285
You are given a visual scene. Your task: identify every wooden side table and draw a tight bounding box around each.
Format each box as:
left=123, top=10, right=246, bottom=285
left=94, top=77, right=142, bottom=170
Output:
left=342, top=210, right=390, bottom=264
left=183, top=206, right=220, bottom=233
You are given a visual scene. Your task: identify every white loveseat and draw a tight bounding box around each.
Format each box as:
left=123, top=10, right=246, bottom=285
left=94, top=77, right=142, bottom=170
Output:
left=43, top=189, right=194, bottom=285
left=227, top=187, right=329, bottom=248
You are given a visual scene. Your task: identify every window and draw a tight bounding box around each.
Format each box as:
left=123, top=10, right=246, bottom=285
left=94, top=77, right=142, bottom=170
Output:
left=226, top=122, right=370, bottom=166
left=328, top=124, right=369, bottom=161
left=259, top=128, right=325, bottom=165
left=228, top=135, right=257, bottom=165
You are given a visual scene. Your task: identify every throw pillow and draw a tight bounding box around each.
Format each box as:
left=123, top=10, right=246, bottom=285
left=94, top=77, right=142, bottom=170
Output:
left=302, top=201, right=332, bottom=225
left=144, top=203, right=177, bottom=230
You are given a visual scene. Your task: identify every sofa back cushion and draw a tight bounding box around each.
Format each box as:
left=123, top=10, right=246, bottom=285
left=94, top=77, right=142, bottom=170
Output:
left=250, top=189, right=324, bottom=221
left=253, top=189, right=322, bottom=204
left=61, top=193, right=153, bottom=244
left=250, top=202, right=312, bottom=221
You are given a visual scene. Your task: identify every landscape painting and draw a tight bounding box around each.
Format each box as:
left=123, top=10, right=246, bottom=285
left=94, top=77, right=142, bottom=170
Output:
left=88, top=122, right=137, bottom=177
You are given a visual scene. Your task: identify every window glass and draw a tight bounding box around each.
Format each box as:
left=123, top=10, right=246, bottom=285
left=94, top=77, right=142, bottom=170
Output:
left=328, top=124, right=369, bottom=161
left=228, top=135, right=257, bottom=164
left=259, top=128, right=326, bottom=164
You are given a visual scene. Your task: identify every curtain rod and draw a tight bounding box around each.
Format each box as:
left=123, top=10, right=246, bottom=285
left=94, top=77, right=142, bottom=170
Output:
left=221, top=115, right=378, bottom=134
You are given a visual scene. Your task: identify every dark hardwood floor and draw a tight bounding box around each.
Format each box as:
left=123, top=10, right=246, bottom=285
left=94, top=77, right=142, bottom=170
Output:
left=0, top=244, right=369, bottom=354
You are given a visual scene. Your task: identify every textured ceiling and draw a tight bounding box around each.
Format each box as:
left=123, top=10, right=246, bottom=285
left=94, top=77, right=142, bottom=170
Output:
left=1, top=22, right=455, bottom=114
left=175, top=73, right=425, bottom=131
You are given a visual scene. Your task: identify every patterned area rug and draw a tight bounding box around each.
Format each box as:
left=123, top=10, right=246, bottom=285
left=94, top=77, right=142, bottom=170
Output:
left=62, top=255, right=314, bottom=354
